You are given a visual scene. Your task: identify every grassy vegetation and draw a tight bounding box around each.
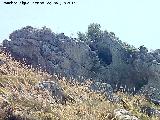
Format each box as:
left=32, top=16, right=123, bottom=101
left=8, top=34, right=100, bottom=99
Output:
left=0, top=51, right=160, bottom=120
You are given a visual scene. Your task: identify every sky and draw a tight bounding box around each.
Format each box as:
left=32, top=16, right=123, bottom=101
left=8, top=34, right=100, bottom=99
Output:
left=0, top=0, right=160, bottom=50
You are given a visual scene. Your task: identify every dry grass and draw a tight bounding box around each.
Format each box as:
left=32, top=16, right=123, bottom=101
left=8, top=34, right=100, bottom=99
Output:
left=0, top=51, right=160, bottom=120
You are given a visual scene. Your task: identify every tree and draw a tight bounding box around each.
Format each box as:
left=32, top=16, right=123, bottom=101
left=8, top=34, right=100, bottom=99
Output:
left=77, top=32, right=87, bottom=42
left=139, top=45, right=148, bottom=53
left=87, top=23, right=102, bottom=41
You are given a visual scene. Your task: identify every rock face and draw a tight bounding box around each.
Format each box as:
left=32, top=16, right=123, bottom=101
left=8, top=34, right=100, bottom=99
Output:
left=1, top=26, right=133, bottom=87
left=3, top=26, right=96, bottom=79
left=137, top=48, right=160, bottom=100
left=2, top=26, right=160, bottom=100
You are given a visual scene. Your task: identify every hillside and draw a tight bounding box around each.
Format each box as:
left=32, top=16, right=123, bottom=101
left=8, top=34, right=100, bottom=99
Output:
left=0, top=51, right=160, bottom=120
left=2, top=24, right=160, bottom=99
left=0, top=23, right=160, bottom=120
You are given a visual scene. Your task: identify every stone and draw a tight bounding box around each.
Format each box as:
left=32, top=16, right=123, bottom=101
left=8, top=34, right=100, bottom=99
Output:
left=141, top=106, right=160, bottom=117
left=89, top=81, right=113, bottom=98
left=36, top=81, right=75, bottom=104
left=89, top=81, right=113, bottom=93
left=114, top=109, right=139, bottom=120
left=0, top=59, right=5, bottom=66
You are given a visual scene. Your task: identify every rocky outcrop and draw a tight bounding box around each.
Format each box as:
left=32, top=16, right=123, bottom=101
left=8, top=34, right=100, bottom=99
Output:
left=3, top=26, right=97, bottom=80
left=2, top=26, right=160, bottom=101
left=136, top=48, right=160, bottom=100
left=3, top=26, right=125, bottom=86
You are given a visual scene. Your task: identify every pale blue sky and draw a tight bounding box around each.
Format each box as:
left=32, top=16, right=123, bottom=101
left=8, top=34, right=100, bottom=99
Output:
left=0, top=0, right=160, bottom=50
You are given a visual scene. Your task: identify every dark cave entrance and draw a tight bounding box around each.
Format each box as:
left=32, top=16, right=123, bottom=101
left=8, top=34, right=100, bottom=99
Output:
left=98, top=47, right=112, bottom=65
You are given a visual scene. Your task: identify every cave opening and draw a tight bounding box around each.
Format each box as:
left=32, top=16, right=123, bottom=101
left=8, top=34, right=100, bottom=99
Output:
left=98, top=47, right=112, bottom=65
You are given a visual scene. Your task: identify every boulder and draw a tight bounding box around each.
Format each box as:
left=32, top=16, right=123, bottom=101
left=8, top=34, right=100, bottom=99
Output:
left=89, top=81, right=120, bottom=102
left=36, top=81, right=75, bottom=104
left=113, top=109, right=139, bottom=120
left=89, top=81, right=113, bottom=93
left=141, top=106, right=160, bottom=117
left=0, top=59, right=5, bottom=66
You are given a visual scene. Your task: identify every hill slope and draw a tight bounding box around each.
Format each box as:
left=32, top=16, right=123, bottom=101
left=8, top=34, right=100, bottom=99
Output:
left=0, top=51, right=160, bottom=120
left=2, top=24, right=160, bottom=100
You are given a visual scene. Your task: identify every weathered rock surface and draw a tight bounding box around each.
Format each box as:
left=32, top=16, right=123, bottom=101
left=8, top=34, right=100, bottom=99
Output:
left=3, top=26, right=98, bottom=80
